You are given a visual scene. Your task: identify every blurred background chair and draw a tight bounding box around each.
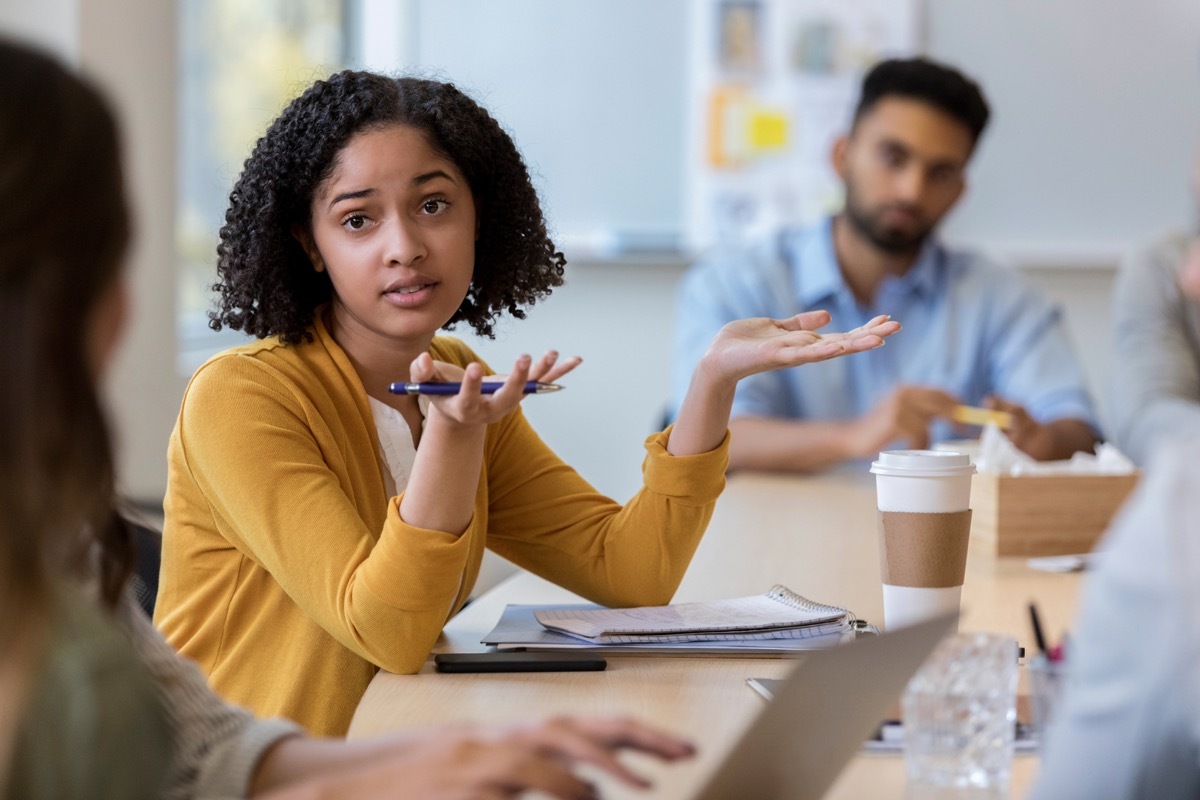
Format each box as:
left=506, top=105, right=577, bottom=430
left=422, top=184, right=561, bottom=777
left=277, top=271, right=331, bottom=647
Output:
left=123, top=515, right=162, bottom=618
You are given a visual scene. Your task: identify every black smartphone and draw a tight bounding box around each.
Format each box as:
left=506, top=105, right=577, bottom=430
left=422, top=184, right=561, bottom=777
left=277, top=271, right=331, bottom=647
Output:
left=433, top=652, right=607, bottom=673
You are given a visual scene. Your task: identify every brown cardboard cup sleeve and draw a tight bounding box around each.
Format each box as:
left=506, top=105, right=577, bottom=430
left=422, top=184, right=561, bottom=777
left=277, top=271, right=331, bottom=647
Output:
left=877, top=510, right=972, bottom=589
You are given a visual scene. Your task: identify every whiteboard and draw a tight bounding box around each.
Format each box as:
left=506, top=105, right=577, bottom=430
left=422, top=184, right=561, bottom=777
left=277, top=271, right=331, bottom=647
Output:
left=928, top=0, right=1200, bottom=264
left=398, top=0, right=1200, bottom=265
left=405, top=0, right=689, bottom=254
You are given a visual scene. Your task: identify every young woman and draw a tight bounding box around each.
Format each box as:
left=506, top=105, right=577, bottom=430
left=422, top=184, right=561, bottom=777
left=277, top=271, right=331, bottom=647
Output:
left=154, top=70, right=900, bottom=735
left=0, top=37, right=712, bottom=800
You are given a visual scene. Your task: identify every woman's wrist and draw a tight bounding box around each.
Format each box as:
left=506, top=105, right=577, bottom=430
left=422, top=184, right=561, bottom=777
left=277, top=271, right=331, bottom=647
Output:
left=691, top=352, right=740, bottom=402
left=667, top=359, right=738, bottom=457
left=423, top=404, right=489, bottom=438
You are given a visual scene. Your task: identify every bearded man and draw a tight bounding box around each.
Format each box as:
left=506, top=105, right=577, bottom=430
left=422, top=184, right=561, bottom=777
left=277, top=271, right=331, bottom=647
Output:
left=670, top=57, right=1099, bottom=471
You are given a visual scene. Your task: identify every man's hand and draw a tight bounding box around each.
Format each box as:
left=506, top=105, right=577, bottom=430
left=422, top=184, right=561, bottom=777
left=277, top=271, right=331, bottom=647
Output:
left=982, top=396, right=1038, bottom=451
left=983, top=396, right=1097, bottom=461
left=848, top=386, right=961, bottom=456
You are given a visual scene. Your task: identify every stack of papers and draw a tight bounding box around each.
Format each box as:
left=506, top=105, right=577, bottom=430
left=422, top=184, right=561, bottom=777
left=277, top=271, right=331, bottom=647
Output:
left=481, top=586, right=856, bottom=656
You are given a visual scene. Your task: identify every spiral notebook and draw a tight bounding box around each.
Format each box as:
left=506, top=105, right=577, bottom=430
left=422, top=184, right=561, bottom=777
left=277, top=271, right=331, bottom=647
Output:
left=533, top=585, right=850, bottom=645
left=480, top=604, right=852, bottom=655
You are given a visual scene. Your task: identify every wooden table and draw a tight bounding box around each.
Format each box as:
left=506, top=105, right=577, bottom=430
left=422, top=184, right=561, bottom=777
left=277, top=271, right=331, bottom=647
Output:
left=348, top=470, right=1082, bottom=798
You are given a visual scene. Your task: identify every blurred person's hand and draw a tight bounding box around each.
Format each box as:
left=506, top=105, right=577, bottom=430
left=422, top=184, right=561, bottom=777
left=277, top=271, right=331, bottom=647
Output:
left=847, top=386, right=960, bottom=456
left=982, top=395, right=1038, bottom=452
left=258, top=716, right=695, bottom=800
left=982, top=395, right=1095, bottom=461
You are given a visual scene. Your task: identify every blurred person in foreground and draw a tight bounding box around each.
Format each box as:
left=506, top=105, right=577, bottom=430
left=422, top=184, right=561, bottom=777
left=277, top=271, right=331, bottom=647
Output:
left=1030, top=436, right=1200, bottom=798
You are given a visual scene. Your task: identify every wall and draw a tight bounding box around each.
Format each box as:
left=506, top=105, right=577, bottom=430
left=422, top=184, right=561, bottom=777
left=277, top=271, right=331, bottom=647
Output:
left=406, top=0, right=690, bottom=253
left=928, top=0, right=1200, bottom=260
left=0, top=0, right=76, bottom=59
left=0, top=2, right=1186, bottom=504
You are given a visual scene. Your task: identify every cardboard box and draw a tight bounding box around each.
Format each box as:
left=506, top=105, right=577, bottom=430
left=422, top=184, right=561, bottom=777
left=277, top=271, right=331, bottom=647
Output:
left=969, top=471, right=1140, bottom=557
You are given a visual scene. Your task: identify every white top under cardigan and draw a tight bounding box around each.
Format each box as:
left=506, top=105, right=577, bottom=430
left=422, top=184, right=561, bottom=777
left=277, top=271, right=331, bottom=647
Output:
left=367, top=396, right=517, bottom=601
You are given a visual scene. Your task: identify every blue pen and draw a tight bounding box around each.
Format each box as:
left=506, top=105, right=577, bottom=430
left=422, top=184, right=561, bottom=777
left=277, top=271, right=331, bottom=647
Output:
left=389, top=381, right=564, bottom=396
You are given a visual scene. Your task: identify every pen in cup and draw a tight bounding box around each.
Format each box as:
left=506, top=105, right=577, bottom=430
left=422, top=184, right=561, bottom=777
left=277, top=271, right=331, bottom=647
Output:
left=1028, top=602, right=1047, bottom=654
left=389, top=381, right=564, bottom=396
left=1028, top=602, right=1062, bottom=662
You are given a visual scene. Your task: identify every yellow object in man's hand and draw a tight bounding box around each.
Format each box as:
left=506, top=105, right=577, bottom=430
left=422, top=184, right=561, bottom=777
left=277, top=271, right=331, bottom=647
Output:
left=949, top=405, right=1014, bottom=430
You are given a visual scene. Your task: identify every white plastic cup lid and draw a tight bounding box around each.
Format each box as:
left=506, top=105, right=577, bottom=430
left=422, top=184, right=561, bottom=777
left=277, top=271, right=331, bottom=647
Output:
left=870, top=449, right=976, bottom=477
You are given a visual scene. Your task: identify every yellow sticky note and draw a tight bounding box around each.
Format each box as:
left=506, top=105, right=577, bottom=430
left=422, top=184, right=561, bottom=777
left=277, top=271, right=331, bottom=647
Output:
left=747, top=109, right=788, bottom=151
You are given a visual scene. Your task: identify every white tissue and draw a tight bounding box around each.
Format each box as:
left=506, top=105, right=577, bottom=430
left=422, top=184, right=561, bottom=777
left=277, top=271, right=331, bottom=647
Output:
left=971, top=424, right=1135, bottom=476
left=973, top=424, right=1033, bottom=473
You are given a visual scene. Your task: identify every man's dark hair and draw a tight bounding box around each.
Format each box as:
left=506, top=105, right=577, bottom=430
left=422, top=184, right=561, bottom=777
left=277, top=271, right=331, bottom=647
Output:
left=851, top=57, right=990, bottom=146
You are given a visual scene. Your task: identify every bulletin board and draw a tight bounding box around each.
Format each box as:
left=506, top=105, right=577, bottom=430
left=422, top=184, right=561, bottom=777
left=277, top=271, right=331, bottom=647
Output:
left=683, top=0, right=920, bottom=250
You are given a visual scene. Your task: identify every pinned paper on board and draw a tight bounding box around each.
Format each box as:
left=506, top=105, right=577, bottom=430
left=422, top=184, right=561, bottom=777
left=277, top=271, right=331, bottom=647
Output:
left=686, top=0, right=920, bottom=249
left=708, top=87, right=791, bottom=167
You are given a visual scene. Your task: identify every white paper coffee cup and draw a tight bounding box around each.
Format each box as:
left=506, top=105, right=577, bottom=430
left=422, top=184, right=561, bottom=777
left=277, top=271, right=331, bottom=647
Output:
left=871, top=450, right=975, bottom=630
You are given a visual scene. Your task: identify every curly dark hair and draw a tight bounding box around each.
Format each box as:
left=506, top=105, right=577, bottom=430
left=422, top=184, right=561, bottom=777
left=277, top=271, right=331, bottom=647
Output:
left=211, top=71, right=566, bottom=343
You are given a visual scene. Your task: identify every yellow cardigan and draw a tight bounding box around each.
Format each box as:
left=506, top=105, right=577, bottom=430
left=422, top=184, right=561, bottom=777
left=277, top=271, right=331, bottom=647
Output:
left=155, top=314, right=729, bottom=735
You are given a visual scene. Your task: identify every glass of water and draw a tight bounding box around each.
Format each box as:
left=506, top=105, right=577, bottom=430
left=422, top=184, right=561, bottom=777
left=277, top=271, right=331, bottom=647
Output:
left=1026, top=652, right=1066, bottom=738
left=902, top=632, right=1019, bottom=793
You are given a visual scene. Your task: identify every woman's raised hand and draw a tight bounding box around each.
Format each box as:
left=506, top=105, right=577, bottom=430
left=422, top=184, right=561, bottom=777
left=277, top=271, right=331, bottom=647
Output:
left=697, top=311, right=900, bottom=386
left=667, top=311, right=900, bottom=457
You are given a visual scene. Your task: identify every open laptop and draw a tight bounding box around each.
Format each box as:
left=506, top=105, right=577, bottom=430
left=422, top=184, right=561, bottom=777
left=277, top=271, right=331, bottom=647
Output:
left=693, top=613, right=956, bottom=800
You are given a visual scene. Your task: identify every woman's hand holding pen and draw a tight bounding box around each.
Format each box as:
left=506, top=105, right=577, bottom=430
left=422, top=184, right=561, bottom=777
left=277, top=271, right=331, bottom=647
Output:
left=400, top=350, right=580, bottom=536
left=409, top=350, right=581, bottom=428
left=667, top=312, right=901, bottom=458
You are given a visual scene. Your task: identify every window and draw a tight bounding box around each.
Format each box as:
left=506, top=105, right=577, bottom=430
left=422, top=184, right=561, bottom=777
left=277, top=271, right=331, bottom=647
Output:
left=176, top=0, right=349, bottom=372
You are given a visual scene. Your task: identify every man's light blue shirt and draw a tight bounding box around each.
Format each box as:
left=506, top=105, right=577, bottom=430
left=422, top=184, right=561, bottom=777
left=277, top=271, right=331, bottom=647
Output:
left=670, top=218, right=1099, bottom=444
